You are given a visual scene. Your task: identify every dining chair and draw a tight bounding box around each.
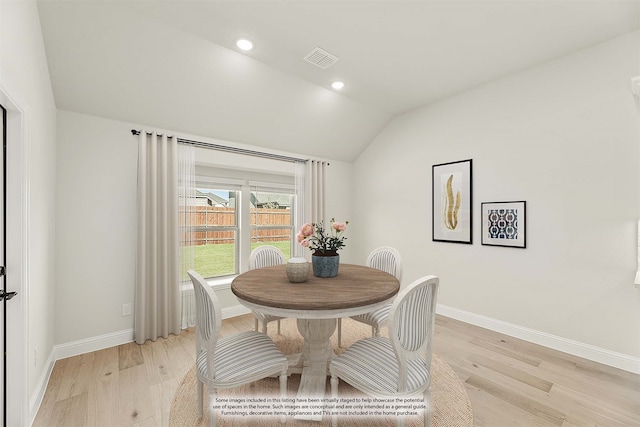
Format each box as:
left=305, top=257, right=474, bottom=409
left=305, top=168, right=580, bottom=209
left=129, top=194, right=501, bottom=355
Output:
left=329, top=275, right=439, bottom=427
left=187, top=270, right=288, bottom=427
left=249, top=245, right=287, bottom=334
left=337, top=246, right=403, bottom=347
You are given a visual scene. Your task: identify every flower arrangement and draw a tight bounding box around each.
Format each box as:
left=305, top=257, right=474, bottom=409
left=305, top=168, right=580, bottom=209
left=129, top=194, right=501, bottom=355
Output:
left=297, top=218, right=348, bottom=256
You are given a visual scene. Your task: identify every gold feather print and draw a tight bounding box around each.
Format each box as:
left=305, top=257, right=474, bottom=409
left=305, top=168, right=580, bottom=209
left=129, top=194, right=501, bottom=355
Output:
left=443, top=174, right=461, bottom=230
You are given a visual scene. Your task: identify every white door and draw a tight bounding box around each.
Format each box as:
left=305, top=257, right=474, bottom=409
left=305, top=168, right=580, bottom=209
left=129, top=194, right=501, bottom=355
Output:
left=0, top=86, right=28, bottom=427
left=0, top=104, right=6, bottom=424
left=0, top=81, right=28, bottom=425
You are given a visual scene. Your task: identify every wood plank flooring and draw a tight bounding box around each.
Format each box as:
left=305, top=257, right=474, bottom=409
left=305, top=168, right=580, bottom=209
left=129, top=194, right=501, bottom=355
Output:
left=32, top=314, right=640, bottom=426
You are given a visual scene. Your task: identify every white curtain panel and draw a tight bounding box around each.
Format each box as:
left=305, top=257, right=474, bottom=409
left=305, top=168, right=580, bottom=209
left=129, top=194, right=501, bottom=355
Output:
left=135, top=132, right=181, bottom=344
left=307, top=160, right=327, bottom=224
left=179, top=142, right=196, bottom=328
left=300, top=160, right=327, bottom=260
left=293, top=161, right=306, bottom=258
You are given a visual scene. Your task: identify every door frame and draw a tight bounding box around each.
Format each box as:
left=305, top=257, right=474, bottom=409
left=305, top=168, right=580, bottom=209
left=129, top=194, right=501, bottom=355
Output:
left=0, top=80, right=29, bottom=427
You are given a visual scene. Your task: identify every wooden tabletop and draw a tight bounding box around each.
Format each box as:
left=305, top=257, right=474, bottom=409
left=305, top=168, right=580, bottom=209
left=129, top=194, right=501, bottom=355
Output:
left=231, top=263, right=400, bottom=311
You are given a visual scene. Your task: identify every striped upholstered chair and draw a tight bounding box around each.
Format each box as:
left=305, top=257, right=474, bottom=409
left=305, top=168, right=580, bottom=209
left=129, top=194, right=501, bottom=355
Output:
left=187, top=270, right=288, bottom=427
left=337, top=246, right=403, bottom=347
left=249, top=245, right=287, bottom=334
left=329, top=275, right=439, bottom=427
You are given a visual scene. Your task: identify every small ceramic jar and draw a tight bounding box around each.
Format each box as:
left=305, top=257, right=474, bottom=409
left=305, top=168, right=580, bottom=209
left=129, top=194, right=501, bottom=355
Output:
left=286, top=257, right=310, bottom=283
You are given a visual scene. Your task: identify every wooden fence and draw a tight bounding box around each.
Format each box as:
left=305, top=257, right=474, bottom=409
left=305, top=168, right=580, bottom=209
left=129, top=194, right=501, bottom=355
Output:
left=180, top=206, right=292, bottom=245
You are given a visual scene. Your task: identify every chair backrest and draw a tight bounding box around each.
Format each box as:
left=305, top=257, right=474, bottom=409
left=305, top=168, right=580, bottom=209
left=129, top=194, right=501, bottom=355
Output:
left=366, top=246, right=403, bottom=282
left=187, top=270, right=221, bottom=379
left=388, top=275, right=439, bottom=392
left=249, top=245, right=286, bottom=270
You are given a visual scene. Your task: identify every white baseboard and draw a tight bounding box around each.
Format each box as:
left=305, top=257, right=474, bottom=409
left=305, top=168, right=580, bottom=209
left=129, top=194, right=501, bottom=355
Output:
left=53, top=329, right=135, bottom=361
left=52, top=306, right=251, bottom=362
left=29, top=352, right=56, bottom=426
left=223, top=304, right=251, bottom=319
left=436, top=304, right=640, bottom=374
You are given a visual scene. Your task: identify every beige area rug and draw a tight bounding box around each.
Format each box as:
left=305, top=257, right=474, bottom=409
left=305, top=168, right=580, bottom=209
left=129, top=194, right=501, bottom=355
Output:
left=170, top=318, right=473, bottom=426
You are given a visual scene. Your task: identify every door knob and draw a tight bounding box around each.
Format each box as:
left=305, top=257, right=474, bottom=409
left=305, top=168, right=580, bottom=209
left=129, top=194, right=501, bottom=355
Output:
left=0, top=290, right=17, bottom=301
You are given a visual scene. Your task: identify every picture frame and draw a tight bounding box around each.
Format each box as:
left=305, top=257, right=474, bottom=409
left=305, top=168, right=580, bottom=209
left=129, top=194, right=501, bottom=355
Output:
left=432, top=159, right=472, bottom=244
left=481, top=201, right=527, bottom=248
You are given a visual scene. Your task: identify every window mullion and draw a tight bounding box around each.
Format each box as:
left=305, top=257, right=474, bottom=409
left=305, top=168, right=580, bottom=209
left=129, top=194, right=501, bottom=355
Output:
left=238, top=184, right=252, bottom=273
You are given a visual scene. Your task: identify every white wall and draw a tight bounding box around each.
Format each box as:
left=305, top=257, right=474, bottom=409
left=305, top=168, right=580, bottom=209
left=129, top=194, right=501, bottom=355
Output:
left=55, top=112, right=138, bottom=344
left=0, top=0, right=58, bottom=420
left=54, top=111, right=354, bottom=344
left=353, top=31, right=640, bottom=360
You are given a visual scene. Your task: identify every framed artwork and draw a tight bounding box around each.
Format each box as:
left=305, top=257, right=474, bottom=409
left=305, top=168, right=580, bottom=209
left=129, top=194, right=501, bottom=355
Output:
left=481, top=201, right=527, bottom=248
left=432, top=159, right=472, bottom=244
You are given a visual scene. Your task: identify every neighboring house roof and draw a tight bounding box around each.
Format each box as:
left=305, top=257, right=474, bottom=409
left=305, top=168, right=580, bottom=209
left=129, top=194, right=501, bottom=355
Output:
left=194, top=190, right=229, bottom=207
left=252, top=192, right=292, bottom=209
left=204, top=191, right=229, bottom=206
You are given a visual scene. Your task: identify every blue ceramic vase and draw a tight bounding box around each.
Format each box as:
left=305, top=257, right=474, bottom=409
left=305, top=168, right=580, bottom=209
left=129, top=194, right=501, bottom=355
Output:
left=311, top=254, right=339, bottom=278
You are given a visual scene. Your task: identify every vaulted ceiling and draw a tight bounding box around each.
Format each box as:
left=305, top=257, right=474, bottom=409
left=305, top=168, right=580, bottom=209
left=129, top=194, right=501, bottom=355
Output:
left=37, top=0, right=640, bottom=162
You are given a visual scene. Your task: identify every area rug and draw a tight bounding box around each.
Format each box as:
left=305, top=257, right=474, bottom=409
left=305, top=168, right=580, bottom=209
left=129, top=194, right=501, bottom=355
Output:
left=170, top=318, right=473, bottom=426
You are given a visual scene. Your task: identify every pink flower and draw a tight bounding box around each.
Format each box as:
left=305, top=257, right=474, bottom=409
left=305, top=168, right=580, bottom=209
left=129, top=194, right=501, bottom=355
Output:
left=300, top=223, right=314, bottom=237
left=332, top=222, right=347, bottom=232
left=297, top=219, right=349, bottom=253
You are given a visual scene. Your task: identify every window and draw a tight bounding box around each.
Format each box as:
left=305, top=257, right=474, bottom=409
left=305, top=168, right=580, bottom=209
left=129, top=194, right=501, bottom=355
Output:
left=250, top=189, right=293, bottom=260
left=181, top=188, right=238, bottom=279
left=181, top=180, right=295, bottom=279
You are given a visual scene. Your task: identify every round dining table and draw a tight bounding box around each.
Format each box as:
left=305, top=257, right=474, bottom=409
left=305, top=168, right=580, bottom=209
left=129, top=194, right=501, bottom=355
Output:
left=231, top=263, right=400, bottom=421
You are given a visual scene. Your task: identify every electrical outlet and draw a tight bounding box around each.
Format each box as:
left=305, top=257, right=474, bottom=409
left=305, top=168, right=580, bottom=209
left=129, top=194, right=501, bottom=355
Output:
left=122, top=303, right=132, bottom=316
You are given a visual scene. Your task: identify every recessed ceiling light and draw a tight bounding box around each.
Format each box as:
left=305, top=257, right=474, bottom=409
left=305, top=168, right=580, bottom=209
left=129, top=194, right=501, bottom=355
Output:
left=235, top=38, right=254, bottom=51
left=331, top=81, right=344, bottom=90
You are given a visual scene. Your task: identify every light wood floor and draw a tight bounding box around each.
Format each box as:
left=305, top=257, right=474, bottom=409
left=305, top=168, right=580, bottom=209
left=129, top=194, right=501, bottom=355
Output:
left=32, top=314, right=640, bottom=426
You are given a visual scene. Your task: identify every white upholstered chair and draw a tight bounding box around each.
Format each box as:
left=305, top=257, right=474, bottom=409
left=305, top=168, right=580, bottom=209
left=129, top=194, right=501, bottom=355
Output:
left=329, top=275, right=439, bottom=427
left=249, top=245, right=287, bottom=334
left=187, top=270, right=288, bottom=427
left=337, top=246, right=403, bottom=347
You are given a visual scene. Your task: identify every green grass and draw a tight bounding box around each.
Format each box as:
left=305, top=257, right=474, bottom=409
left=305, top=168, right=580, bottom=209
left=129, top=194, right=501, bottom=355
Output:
left=182, top=241, right=292, bottom=279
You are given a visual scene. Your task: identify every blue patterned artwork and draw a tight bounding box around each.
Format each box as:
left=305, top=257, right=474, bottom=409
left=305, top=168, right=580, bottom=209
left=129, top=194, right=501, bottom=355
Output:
left=481, top=201, right=526, bottom=248
left=488, top=209, right=518, bottom=240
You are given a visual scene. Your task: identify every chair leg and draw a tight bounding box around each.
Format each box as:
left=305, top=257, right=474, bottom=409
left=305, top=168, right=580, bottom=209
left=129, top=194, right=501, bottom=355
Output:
left=337, top=318, right=343, bottom=347
left=279, top=367, right=287, bottom=424
left=372, top=325, right=376, bottom=337
left=330, top=374, right=339, bottom=427
left=262, top=321, right=268, bottom=334
left=209, top=389, right=217, bottom=427
left=254, top=318, right=259, bottom=332
left=277, top=319, right=281, bottom=334
left=197, top=378, right=204, bottom=419
left=424, top=386, right=431, bottom=427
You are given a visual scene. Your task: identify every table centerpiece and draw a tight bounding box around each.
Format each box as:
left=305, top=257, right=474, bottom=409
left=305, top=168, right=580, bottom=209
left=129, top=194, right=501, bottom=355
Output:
left=297, top=218, right=348, bottom=278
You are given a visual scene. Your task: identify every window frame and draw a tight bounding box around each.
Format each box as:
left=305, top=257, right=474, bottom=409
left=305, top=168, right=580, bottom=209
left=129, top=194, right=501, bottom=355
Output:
left=188, top=175, right=296, bottom=279
left=249, top=186, right=295, bottom=259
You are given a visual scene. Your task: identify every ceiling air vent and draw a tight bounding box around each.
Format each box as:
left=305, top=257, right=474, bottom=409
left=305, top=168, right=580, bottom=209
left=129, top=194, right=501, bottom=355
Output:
left=303, top=47, right=339, bottom=69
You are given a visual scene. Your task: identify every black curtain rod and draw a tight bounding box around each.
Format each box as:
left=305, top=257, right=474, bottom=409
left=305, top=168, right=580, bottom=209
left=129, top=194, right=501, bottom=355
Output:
left=131, top=129, right=312, bottom=164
